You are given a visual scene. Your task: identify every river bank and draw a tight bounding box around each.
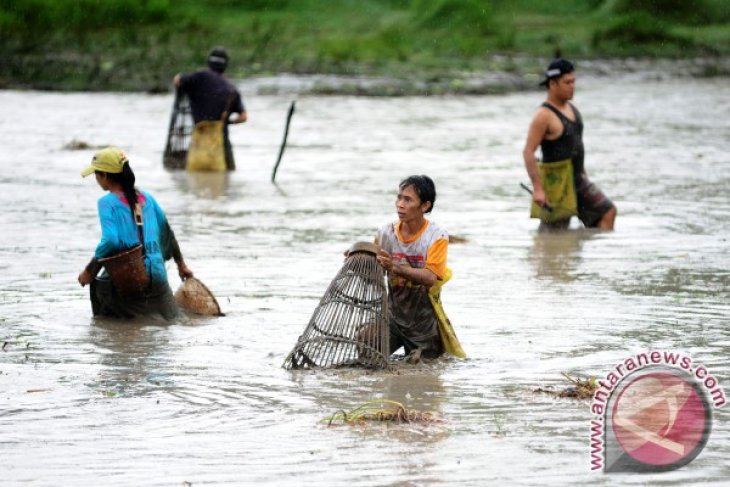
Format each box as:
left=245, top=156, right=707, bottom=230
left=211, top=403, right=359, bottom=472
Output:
left=236, top=56, right=730, bottom=97
left=2, top=0, right=728, bottom=94
left=3, top=55, right=729, bottom=97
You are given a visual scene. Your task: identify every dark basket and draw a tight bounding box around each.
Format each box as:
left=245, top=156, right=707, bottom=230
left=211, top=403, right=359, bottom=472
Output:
left=98, top=245, right=150, bottom=297
left=163, top=89, right=193, bottom=170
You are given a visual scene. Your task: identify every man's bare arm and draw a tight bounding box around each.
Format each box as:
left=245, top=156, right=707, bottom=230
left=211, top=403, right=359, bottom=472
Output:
left=523, top=109, right=549, bottom=206
left=228, top=111, right=247, bottom=124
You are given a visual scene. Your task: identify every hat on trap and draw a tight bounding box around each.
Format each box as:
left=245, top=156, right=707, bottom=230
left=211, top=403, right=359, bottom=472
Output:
left=174, top=277, right=225, bottom=316
left=283, top=242, right=390, bottom=370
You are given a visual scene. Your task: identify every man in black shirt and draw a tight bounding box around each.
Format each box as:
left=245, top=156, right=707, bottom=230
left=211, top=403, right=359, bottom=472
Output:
left=173, top=47, right=247, bottom=170
left=523, top=58, right=616, bottom=231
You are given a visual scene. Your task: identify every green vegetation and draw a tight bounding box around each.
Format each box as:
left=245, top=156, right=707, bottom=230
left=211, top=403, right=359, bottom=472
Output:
left=0, top=0, right=728, bottom=92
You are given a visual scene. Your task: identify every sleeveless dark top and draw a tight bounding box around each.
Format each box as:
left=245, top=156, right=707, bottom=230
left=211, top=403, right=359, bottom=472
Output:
left=540, top=102, right=584, bottom=175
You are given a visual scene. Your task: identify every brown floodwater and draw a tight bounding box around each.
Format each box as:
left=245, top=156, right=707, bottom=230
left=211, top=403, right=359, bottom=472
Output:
left=0, top=73, right=728, bottom=485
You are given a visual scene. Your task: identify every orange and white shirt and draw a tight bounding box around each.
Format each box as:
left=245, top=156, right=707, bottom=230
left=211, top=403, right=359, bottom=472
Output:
left=377, top=219, right=448, bottom=280
left=376, top=219, right=448, bottom=344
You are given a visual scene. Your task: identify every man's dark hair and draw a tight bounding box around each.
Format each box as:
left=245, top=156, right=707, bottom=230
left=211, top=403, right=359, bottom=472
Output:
left=539, top=58, right=574, bottom=88
left=207, top=46, right=229, bottom=73
left=399, top=175, right=436, bottom=213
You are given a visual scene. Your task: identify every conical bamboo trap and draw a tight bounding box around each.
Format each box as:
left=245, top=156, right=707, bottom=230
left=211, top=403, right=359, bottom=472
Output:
left=174, top=277, right=225, bottom=316
left=283, top=242, right=390, bottom=370
left=162, top=89, right=194, bottom=169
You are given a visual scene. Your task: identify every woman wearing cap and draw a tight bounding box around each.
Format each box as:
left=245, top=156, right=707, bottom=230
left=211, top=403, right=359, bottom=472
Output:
left=78, top=147, right=193, bottom=320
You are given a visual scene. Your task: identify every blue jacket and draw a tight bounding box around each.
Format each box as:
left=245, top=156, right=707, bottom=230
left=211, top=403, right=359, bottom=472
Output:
left=94, top=190, right=171, bottom=286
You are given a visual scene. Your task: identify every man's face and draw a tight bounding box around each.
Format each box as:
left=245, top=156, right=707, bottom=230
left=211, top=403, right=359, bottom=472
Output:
left=551, top=72, right=576, bottom=101
left=396, top=185, right=429, bottom=222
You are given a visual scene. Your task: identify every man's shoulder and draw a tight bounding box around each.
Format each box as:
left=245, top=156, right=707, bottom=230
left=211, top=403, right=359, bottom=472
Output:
left=534, top=102, right=574, bottom=127
left=181, top=69, right=219, bottom=86
left=536, top=102, right=558, bottom=115
left=530, top=104, right=555, bottom=123
left=425, top=220, right=448, bottom=241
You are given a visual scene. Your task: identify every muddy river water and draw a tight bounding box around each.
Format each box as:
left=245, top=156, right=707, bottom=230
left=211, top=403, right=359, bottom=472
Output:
left=0, top=73, right=728, bottom=485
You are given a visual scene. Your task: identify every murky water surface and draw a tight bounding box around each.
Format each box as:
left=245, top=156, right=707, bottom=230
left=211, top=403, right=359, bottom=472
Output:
left=1, top=74, right=729, bottom=486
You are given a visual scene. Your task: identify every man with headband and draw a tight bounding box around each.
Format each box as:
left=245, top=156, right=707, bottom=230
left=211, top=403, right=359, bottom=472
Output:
left=173, top=46, right=247, bottom=170
left=522, top=58, right=617, bottom=231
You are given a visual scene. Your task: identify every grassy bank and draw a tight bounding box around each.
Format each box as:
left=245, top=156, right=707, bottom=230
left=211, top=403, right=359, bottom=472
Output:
left=1, top=0, right=729, bottom=92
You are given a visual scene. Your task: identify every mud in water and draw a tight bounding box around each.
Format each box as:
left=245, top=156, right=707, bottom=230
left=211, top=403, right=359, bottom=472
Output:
left=0, top=74, right=728, bottom=485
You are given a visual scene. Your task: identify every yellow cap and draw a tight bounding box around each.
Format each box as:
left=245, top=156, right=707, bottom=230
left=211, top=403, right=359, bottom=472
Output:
left=80, top=147, right=128, bottom=177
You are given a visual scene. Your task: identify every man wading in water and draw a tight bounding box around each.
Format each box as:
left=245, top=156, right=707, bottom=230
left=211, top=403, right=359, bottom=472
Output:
left=374, top=175, right=465, bottom=363
left=523, top=58, right=617, bottom=231
left=173, top=47, right=247, bottom=171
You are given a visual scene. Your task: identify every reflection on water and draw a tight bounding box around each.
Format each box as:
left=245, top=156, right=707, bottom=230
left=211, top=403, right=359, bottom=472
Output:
left=528, top=229, right=597, bottom=282
left=0, top=76, right=728, bottom=485
left=172, top=170, right=230, bottom=199
left=87, top=320, right=172, bottom=397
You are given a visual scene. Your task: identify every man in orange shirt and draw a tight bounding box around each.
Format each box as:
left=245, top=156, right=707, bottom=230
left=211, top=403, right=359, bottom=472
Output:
left=375, top=175, right=449, bottom=360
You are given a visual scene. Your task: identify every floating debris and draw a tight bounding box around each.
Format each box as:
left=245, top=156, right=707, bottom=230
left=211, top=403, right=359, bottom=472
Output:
left=448, top=234, right=468, bottom=244
left=63, top=139, right=93, bottom=150
left=535, top=372, right=598, bottom=399
left=63, top=139, right=109, bottom=150
left=324, top=399, right=445, bottom=426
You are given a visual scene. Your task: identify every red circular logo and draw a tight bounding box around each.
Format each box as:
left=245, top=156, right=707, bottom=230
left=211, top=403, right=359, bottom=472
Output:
left=611, top=371, right=710, bottom=468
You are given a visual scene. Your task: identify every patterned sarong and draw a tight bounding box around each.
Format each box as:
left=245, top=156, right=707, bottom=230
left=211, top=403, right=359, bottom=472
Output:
left=530, top=158, right=578, bottom=222
left=186, top=121, right=226, bottom=172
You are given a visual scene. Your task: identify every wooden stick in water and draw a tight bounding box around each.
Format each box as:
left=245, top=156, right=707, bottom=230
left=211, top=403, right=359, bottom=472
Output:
left=271, top=101, right=296, bottom=183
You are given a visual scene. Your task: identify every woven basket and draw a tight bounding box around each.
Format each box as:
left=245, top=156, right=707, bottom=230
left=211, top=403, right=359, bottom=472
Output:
left=98, top=245, right=150, bottom=297
left=174, top=277, right=224, bottom=316
left=283, top=242, right=389, bottom=370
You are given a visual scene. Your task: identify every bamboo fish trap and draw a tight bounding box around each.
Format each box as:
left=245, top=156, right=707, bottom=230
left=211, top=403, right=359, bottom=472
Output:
left=162, top=89, right=193, bottom=169
left=174, top=277, right=225, bottom=316
left=283, top=242, right=390, bottom=370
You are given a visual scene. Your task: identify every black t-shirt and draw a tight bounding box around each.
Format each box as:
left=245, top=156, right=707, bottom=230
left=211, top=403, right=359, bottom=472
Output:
left=179, top=70, right=245, bottom=124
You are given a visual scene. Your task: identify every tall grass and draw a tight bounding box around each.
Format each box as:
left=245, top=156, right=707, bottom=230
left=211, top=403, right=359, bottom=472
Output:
left=0, top=0, right=727, bottom=91
left=0, top=0, right=170, bottom=33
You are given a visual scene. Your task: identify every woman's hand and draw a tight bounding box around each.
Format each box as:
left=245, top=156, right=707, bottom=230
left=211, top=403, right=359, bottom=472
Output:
left=78, top=269, right=93, bottom=287
left=177, top=262, right=194, bottom=281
